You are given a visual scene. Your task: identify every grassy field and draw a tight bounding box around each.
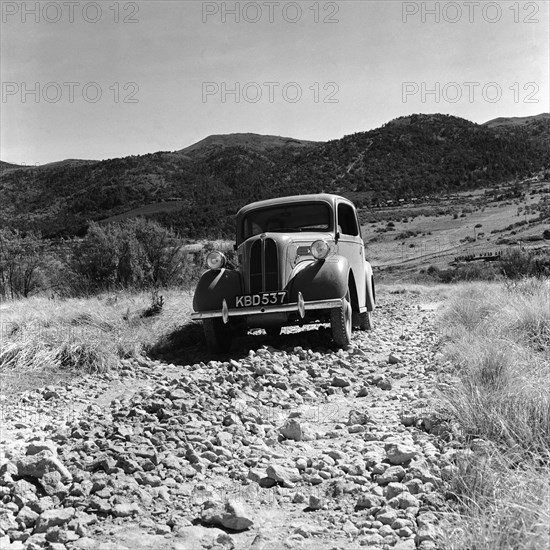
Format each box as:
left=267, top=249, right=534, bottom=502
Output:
left=0, top=289, right=195, bottom=395
left=362, top=181, right=549, bottom=270
left=437, top=279, right=550, bottom=550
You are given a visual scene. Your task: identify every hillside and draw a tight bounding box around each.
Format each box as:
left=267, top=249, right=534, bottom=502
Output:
left=177, top=133, right=320, bottom=159
left=483, top=112, right=550, bottom=148
left=483, top=112, right=550, bottom=128
left=1, top=113, right=549, bottom=238
left=0, top=160, right=26, bottom=174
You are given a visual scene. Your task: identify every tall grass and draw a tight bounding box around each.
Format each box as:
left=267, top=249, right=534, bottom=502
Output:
left=0, top=289, right=194, bottom=393
left=438, top=279, right=550, bottom=549
left=440, top=452, right=550, bottom=550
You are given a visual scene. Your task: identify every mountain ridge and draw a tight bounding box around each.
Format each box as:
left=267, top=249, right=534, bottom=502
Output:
left=482, top=113, right=550, bottom=127
left=2, top=114, right=547, bottom=167
left=2, top=113, right=549, bottom=239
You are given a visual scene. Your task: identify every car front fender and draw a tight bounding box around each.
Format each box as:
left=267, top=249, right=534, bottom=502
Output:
left=364, top=261, right=376, bottom=311
left=287, top=257, right=349, bottom=302
left=193, top=269, right=243, bottom=312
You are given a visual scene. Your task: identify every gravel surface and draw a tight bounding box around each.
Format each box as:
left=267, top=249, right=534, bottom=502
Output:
left=1, top=291, right=460, bottom=550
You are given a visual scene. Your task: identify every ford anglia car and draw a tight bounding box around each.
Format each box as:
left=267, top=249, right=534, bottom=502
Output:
left=191, top=194, right=376, bottom=352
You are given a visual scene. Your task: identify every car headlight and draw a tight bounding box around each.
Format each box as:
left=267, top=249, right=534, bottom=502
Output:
left=206, top=251, right=226, bottom=270
left=311, top=240, right=330, bottom=260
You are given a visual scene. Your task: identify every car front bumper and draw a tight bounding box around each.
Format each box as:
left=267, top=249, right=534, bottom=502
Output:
left=190, top=294, right=344, bottom=324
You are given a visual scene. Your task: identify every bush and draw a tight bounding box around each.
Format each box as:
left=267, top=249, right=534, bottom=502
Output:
left=0, top=229, right=48, bottom=299
left=500, top=249, right=550, bottom=279
left=66, top=219, right=190, bottom=295
left=427, top=263, right=500, bottom=283
left=394, top=230, right=419, bottom=240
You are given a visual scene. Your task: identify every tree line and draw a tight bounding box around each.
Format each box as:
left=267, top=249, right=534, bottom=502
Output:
left=0, top=219, right=204, bottom=300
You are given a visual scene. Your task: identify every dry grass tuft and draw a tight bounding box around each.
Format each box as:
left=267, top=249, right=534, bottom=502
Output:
left=438, top=279, right=550, bottom=549
left=0, top=289, right=194, bottom=393
left=440, top=452, right=550, bottom=550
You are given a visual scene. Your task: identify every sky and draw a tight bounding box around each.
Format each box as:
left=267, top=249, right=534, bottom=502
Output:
left=1, top=0, right=549, bottom=165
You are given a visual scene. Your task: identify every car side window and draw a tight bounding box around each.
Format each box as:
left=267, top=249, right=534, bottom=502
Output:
left=337, top=203, right=359, bottom=236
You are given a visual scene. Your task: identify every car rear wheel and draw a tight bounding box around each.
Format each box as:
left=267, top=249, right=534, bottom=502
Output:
left=203, top=318, right=232, bottom=353
left=331, top=291, right=352, bottom=347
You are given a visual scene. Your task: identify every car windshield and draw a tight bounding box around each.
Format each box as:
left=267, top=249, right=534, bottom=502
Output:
left=242, top=202, right=332, bottom=240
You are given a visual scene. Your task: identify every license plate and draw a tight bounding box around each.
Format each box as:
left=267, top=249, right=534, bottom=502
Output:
left=235, top=291, right=287, bottom=308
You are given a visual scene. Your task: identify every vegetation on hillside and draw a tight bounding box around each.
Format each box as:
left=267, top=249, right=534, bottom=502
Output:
left=423, top=248, right=550, bottom=283
left=2, top=114, right=549, bottom=239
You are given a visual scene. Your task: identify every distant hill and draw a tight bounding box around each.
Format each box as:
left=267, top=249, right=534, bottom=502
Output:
left=483, top=113, right=550, bottom=128
left=1, top=158, right=98, bottom=173
left=39, top=159, right=99, bottom=169
left=0, top=160, right=26, bottom=174
left=483, top=113, right=550, bottom=148
left=1, top=114, right=549, bottom=238
left=177, top=133, right=320, bottom=159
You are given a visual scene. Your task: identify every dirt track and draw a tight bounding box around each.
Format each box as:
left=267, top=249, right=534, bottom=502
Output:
left=1, top=288, right=457, bottom=550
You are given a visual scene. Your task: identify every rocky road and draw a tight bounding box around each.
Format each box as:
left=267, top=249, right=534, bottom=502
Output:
left=0, top=289, right=458, bottom=550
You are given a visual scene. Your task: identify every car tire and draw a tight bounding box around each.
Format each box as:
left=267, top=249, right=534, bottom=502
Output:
left=265, top=326, right=282, bottom=338
left=331, top=291, right=352, bottom=347
left=358, top=311, right=373, bottom=330
left=358, top=276, right=375, bottom=330
left=203, top=318, right=232, bottom=353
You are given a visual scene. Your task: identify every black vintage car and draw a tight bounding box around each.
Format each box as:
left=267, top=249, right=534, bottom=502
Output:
left=191, top=194, right=375, bottom=351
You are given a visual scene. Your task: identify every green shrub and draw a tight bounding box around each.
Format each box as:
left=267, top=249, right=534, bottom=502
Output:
left=0, top=229, right=48, bottom=299
left=66, top=219, right=190, bottom=295
left=500, top=249, right=550, bottom=279
left=427, top=263, right=500, bottom=283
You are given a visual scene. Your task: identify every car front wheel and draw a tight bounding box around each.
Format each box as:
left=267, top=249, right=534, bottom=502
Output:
left=203, top=318, right=232, bottom=353
left=331, top=291, right=352, bottom=347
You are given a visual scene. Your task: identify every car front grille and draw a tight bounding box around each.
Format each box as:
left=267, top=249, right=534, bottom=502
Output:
left=249, top=238, right=279, bottom=293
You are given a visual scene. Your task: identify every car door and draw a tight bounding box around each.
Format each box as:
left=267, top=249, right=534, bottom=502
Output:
left=336, top=201, right=367, bottom=310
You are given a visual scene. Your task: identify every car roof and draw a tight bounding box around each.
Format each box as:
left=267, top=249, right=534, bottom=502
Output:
left=237, top=193, right=354, bottom=217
